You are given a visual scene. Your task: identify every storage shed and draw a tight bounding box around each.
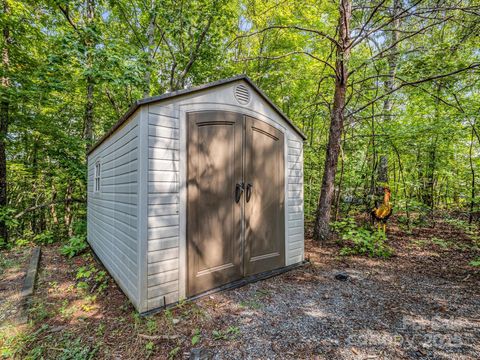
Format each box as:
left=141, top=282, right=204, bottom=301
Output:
left=87, top=75, right=306, bottom=313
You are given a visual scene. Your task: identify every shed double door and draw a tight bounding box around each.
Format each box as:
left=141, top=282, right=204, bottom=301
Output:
left=187, top=111, right=285, bottom=296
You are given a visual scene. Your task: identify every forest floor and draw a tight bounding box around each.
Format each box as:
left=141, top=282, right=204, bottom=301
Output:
left=0, top=216, right=479, bottom=359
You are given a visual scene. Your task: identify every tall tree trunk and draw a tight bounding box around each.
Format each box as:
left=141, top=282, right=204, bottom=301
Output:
left=144, top=0, right=155, bottom=98
left=83, top=0, right=95, bottom=151
left=0, top=0, right=10, bottom=246
left=313, top=0, right=351, bottom=242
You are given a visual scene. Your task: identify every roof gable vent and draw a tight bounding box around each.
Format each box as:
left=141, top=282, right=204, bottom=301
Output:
left=234, top=84, right=251, bottom=105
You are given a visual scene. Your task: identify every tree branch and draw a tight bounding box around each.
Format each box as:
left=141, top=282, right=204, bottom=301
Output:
left=349, top=63, right=480, bottom=116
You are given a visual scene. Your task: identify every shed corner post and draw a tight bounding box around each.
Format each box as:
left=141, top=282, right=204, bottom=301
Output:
left=137, top=105, right=150, bottom=313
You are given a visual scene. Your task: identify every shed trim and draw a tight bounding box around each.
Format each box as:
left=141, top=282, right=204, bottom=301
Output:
left=87, top=75, right=306, bottom=155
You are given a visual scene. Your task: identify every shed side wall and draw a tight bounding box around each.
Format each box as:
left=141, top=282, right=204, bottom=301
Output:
left=87, top=113, right=140, bottom=309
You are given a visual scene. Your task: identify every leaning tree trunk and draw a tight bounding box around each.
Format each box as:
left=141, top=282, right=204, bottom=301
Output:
left=313, top=0, right=351, bottom=242
left=0, top=0, right=10, bottom=246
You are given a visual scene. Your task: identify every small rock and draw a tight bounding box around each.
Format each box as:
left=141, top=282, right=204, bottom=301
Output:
left=335, top=273, right=349, bottom=281
left=172, top=318, right=180, bottom=325
left=190, top=348, right=212, bottom=360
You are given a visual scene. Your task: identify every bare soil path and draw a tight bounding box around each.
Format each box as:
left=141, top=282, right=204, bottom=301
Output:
left=1, top=218, right=479, bottom=359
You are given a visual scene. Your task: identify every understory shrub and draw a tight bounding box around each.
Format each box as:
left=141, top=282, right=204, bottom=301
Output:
left=332, top=218, right=393, bottom=258
left=61, top=220, right=88, bottom=258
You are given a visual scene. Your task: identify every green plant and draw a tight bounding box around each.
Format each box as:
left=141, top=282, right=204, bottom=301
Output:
left=75, top=265, right=109, bottom=293
left=145, top=341, right=155, bottom=353
left=191, top=329, right=201, bottom=346
left=469, top=258, right=480, bottom=267
left=33, top=230, right=55, bottom=245
left=61, top=235, right=88, bottom=258
left=332, top=218, right=393, bottom=258
left=168, top=346, right=180, bottom=359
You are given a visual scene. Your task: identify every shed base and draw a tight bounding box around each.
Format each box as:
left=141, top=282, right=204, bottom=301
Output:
left=141, top=260, right=309, bottom=316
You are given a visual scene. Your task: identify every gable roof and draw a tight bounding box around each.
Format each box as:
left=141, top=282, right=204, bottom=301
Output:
left=88, top=74, right=306, bottom=155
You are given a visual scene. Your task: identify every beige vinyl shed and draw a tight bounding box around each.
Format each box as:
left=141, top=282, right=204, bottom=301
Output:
left=87, top=75, right=306, bottom=314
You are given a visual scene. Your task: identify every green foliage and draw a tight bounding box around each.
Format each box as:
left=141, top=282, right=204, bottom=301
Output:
left=75, top=264, right=109, bottom=293
left=61, top=235, right=88, bottom=258
left=469, top=258, right=480, bottom=267
left=332, top=218, right=393, bottom=258
left=33, top=230, right=55, bottom=245
left=191, top=329, right=201, bottom=346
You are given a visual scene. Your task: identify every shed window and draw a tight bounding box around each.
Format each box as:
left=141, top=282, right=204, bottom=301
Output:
left=94, top=161, right=101, bottom=192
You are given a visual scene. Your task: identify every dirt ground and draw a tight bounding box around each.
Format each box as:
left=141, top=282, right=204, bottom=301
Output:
left=1, top=218, right=479, bottom=359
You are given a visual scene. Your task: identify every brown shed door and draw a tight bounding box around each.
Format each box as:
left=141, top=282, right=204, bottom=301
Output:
left=187, top=111, right=243, bottom=296
left=187, top=111, right=285, bottom=296
left=244, top=116, right=285, bottom=275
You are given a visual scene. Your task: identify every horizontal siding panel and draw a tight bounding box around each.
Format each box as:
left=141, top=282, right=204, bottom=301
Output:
left=148, top=171, right=178, bottom=183
left=148, top=115, right=179, bottom=129
left=148, top=204, right=179, bottom=216
left=148, top=125, right=180, bottom=139
left=288, top=205, right=303, bottom=213
left=288, top=162, right=302, bottom=171
left=88, top=239, right=138, bottom=301
left=148, top=248, right=179, bottom=263
left=88, top=219, right=138, bottom=277
left=148, top=225, right=179, bottom=240
left=149, top=136, right=180, bottom=150
left=149, top=147, right=179, bottom=161
left=287, top=140, right=302, bottom=149
left=288, top=240, right=304, bottom=250
left=288, top=147, right=302, bottom=156
left=288, top=254, right=303, bottom=264
left=288, top=226, right=303, bottom=236
left=149, top=159, right=179, bottom=172
left=289, top=219, right=303, bottom=228
left=288, top=198, right=303, bottom=207
left=148, top=237, right=179, bottom=251
left=288, top=212, right=303, bottom=221
left=148, top=194, right=179, bottom=205
left=288, top=155, right=302, bottom=163
left=102, top=160, right=138, bottom=178
left=87, top=212, right=137, bottom=254
left=148, top=280, right=178, bottom=299
left=288, top=169, right=303, bottom=177
left=288, top=190, right=302, bottom=199
left=102, top=171, right=138, bottom=186
left=147, top=291, right=179, bottom=310
left=148, top=105, right=180, bottom=118
left=101, top=135, right=138, bottom=164
left=147, top=270, right=179, bottom=287
left=98, top=124, right=138, bottom=160
left=148, top=259, right=178, bottom=275
left=289, top=247, right=303, bottom=258
left=99, top=193, right=138, bottom=205
left=289, top=233, right=304, bottom=243
left=89, top=198, right=137, bottom=216
left=149, top=215, right=179, bottom=228
left=149, top=181, right=179, bottom=193
left=87, top=207, right=137, bottom=246
left=288, top=176, right=303, bottom=184
left=100, top=182, right=138, bottom=194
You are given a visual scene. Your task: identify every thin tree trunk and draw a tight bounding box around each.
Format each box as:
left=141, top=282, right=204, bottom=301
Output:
left=83, top=0, right=95, bottom=151
left=143, top=0, right=155, bottom=98
left=0, top=0, right=10, bottom=246
left=469, top=125, right=475, bottom=224
left=64, top=182, right=73, bottom=237
left=313, top=0, right=351, bottom=242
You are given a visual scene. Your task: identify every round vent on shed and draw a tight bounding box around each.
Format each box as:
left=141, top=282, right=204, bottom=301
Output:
left=234, top=84, right=251, bottom=105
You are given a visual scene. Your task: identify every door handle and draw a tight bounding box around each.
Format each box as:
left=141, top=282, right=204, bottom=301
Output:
left=246, top=183, right=253, bottom=203
left=235, top=183, right=244, bottom=203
